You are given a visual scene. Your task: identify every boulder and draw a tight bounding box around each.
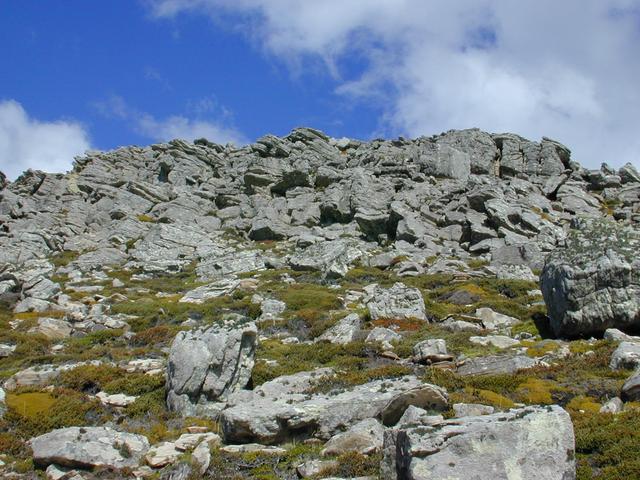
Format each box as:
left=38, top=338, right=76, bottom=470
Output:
left=473, top=307, right=520, bottom=332
left=366, top=283, right=427, bottom=321
left=30, top=427, right=150, bottom=470
left=610, top=342, right=640, bottom=370
left=412, top=339, right=450, bottom=364
left=220, top=376, right=447, bottom=445
left=383, top=405, right=574, bottom=480
left=321, top=418, right=384, bottom=456
left=457, top=355, right=538, bottom=376
left=315, top=313, right=362, bottom=345
left=289, top=239, right=367, bottom=278
left=469, top=335, right=520, bottom=349
left=166, top=321, right=257, bottom=415
left=452, top=403, right=495, bottom=417
left=541, top=219, right=640, bottom=337
left=622, top=369, right=640, bottom=401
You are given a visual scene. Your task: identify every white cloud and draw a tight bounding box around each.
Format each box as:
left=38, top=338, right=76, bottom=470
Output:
left=147, top=0, right=640, bottom=168
left=0, top=100, right=91, bottom=181
left=95, top=95, right=247, bottom=146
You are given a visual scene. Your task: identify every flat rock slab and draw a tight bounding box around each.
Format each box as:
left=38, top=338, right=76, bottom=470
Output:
left=220, top=376, right=447, bottom=445
left=457, top=355, right=538, bottom=376
left=30, top=427, right=150, bottom=470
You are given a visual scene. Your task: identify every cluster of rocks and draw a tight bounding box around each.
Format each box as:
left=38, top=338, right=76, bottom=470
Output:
left=1, top=127, right=638, bottom=315
left=1, top=127, right=640, bottom=478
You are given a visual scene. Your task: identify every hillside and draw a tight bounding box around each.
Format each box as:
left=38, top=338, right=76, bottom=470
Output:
left=0, top=127, right=639, bottom=479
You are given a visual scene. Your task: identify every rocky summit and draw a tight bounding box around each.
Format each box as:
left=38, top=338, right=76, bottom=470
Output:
left=0, top=127, right=639, bottom=479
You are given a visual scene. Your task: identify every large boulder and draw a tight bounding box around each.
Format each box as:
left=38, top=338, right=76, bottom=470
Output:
left=383, top=405, right=575, bottom=480
left=541, top=219, right=640, bottom=337
left=166, top=321, right=258, bottom=416
left=366, top=283, right=427, bottom=321
left=220, top=376, right=447, bottom=445
left=30, top=427, right=150, bottom=470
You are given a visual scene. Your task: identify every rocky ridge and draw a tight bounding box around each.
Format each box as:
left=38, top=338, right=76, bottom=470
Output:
left=0, top=127, right=638, bottom=479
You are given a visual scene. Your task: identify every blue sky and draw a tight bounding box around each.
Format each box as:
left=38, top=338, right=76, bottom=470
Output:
left=1, top=1, right=639, bottom=179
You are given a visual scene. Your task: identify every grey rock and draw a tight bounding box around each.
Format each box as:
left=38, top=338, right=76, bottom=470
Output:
left=619, top=163, right=640, bottom=184
left=457, top=355, right=538, bottom=376
left=191, top=440, right=212, bottom=475
left=413, top=339, right=448, bottom=364
left=604, top=328, right=640, bottom=343
left=365, top=327, right=402, bottom=346
left=166, top=321, right=257, bottom=415
left=257, top=298, right=286, bottom=322
left=296, top=459, right=339, bottom=478
left=474, top=307, right=520, bottom=332
left=469, top=335, right=520, bottom=349
left=385, top=405, right=575, bottom=480
left=315, top=313, right=362, bottom=345
left=600, top=397, right=624, bottom=414
left=452, top=403, right=495, bottom=417
left=622, top=369, right=640, bottom=401
left=179, top=279, right=240, bottom=304
left=541, top=219, right=640, bottom=337
left=366, top=283, right=427, bottom=321
left=220, top=376, right=447, bottom=444
left=440, top=318, right=483, bottom=333
left=28, top=317, right=73, bottom=340
left=289, top=238, right=368, bottom=278
left=30, top=427, right=150, bottom=470
left=610, top=342, right=640, bottom=370
left=321, top=418, right=384, bottom=456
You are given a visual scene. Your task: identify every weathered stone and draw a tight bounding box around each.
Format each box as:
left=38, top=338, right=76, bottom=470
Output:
left=600, top=397, right=624, bottom=414
left=166, top=321, right=257, bottom=415
left=452, top=403, right=495, bottom=417
left=30, top=427, right=149, bottom=470
left=146, top=442, right=181, bottom=469
left=469, top=335, right=520, bottom=349
left=315, top=313, right=362, bottom=345
left=321, top=418, right=384, bottom=456
left=366, top=283, right=427, bottom=321
left=610, top=342, right=640, bottom=370
left=385, top=405, right=575, bottom=480
left=412, top=339, right=449, bottom=364
left=541, top=219, right=640, bottom=337
left=220, top=376, right=447, bottom=445
left=457, top=355, right=538, bottom=376
left=474, top=307, right=520, bottom=331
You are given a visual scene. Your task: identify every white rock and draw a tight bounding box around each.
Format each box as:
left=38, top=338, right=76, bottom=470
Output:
left=469, top=335, right=520, bottom=349
left=145, top=442, right=181, bottom=468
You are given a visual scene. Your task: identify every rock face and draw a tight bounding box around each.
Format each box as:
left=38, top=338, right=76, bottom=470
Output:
left=541, top=219, right=640, bottom=338
left=166, top=321, right=258, bottom=415
left=30, top=427, right=150, bottom=470
left=383, top=405, right=575, bottom=480
left=366, top=283, right=427, bottom=321
left=219, top=376, right=448, bottom=445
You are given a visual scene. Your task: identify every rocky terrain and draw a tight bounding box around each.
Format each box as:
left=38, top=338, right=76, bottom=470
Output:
left=0, top=127, right=639, bottom=479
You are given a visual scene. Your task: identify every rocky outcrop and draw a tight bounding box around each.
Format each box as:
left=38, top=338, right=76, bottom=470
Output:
left=166, top=321, right=258, bottom=416
left=29, top=427, right=150, bottom=470
left=382, top=405, right=575, bottom=480
left=220, top=376, right=447, bottom=445
left=541, top=219, right=640, bottom=338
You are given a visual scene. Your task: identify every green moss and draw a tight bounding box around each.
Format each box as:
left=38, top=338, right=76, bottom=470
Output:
left=5, top=392, right=56, bottom=417
left=137, top=214, right=156, bottom=223
left=50, top=250, right=80, bottom=268
left=309, top=364, right=412, bottom=394
left=574, top=410, right=640, bottom=479
left=1, top=388, right=105, bottom=439
left=321, top=452, right=382, bottom=478
left=251, top=340, right=376, bottom=386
